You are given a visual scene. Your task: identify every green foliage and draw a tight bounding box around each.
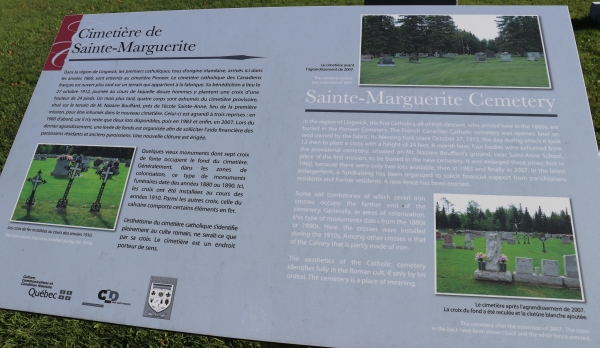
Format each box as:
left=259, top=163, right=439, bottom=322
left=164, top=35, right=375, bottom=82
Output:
left=436, top=236, right=582, bottom=300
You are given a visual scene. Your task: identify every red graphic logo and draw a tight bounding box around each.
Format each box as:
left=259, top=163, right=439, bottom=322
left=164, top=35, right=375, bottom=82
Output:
left=43, top=15, right=83, bottom=71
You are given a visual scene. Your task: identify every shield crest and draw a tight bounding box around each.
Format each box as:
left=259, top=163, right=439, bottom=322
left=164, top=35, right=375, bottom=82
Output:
left=147, top=283, right=174, bottom=313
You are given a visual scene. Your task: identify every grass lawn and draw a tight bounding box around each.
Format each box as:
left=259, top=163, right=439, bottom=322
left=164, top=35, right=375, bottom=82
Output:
left=360, top=55, right=550, bottom=87
left=436, top=234, right=583, bottom=301
left=11, top=158, right=129, bottom=230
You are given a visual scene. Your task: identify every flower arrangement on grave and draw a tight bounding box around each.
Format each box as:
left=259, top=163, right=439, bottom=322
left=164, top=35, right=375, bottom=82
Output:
left=475, top=252, right=486, bottom=270
left=498, top=254, right=508, bottom=272
left=57, top=154, right=73, bottom=161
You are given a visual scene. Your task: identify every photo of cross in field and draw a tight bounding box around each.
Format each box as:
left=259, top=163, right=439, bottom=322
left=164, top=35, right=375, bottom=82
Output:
left=359, top=15, right=551, bottom=88
left=11, top=144, right=135, bottom=231
left=434, top=193, right=583, bottom=302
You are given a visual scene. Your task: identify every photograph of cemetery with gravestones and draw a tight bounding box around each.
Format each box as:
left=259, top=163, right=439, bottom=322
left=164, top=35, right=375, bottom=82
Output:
left=360, top=15, right=550, bottom=88
left=11, top=144, right=135, bottom=230
left=434, top=193, right=583, bottom=301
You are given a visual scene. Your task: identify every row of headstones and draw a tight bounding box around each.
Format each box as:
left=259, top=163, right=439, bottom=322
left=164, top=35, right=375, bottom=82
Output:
left=513, top=256, right=580, bottom=288
left=435, top=231, right=573, bottom=248
left=438, top=231, right=483, bottom=250
left=49, top=158, right=129, bottom=177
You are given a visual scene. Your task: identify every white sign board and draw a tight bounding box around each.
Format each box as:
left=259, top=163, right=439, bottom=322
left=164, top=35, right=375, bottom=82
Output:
left=0, top=6, right=596, bottom=347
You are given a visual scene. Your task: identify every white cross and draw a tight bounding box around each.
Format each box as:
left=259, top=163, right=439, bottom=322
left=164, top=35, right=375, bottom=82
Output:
left=70, top=163, right=83, bottom=179
left=101, top=168, right=113, bottom=183
left=31, top=176, right=44, bottom=190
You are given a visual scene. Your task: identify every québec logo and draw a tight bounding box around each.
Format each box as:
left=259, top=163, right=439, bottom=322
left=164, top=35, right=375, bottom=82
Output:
left=28, top=288, right=72, bottom=300
left=98, top=289, right=119, bottom=303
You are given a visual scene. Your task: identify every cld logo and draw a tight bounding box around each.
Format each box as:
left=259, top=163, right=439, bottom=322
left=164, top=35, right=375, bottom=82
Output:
left=98, top=289, right=119, bottom=303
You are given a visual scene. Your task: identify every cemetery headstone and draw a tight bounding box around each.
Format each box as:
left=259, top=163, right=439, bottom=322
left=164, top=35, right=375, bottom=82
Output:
left=442, top=234, right=455, bottom=248
left=500, top=53, right=513, bottom=62
left=515, top=257, right=533, bottom=274
left=361, top=54, right=372, bottom=62
left=51, top=155, right=73, bottom=177
left=541, top=259, right=559, bottom=277
left=561, top=235, right=571, bottom=244
left=507, top=238, right=515, bottom=245
left=474, top=52, right=487, bottom=63
left=434, top=52, right=440, bottom=58
left=485, top=233, right=501, bottom=271
left=527, top=52, right=538, bottom=61
left=563, top=255, right=579, bottom=278
left=408, top=54, right=420, bottom=64
left=485, top=50, right=495, bottom=59
left=535, top=267, right=540, bottom=275
left=436, top=231, right=442, bottom=240
left=395, top=53, right=401, bottom=58
left=377, top=57, right=395, bottom=66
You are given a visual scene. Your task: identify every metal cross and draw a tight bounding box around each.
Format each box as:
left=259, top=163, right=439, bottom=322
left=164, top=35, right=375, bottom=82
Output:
left=25, top=170, right=46, bottom=207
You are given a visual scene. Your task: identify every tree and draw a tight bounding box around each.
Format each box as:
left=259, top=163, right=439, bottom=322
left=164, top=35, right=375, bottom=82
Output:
left=361, top=15, right=398, bottom=55
left=495, top=16, right=543, bottom=56
left=396, top=15, right=428, bottom=54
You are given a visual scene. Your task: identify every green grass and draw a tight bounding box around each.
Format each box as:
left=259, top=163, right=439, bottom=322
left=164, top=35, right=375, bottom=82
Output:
left=436, top=235, right=583, bottom=301
left=0, top=0, right=598, bottom=347
left=11, top=158, right=129, bottom=229
left=360, top=55, right=550, bottom=87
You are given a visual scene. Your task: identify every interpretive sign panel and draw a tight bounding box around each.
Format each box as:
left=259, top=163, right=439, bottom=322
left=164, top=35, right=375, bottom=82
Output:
left=0, top=5, right=597, bottom=347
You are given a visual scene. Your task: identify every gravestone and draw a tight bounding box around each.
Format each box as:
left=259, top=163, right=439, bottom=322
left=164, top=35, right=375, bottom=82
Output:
left=377, top=57, right=395, bottom=66
left=541, top=259, right=559, bottom=277
left=545, top=233, right=551, bottom=239
left=485, top=233, right=501, bottom=271
left=561, top=235, right=571, bottom=244
left=395, top=53, right=401, bottom=58
left=443, top=53, right=452, bottom=58
left=562, top=254, right=580, bottom=288
left=527, top=52, right=538, bottom=61
left=485, top=50, right=495, bottom=59
left=515, top=257, right=533, bottom=274
left=474, top=232, right=512, bottom=282
left=464, top=233, right=472, bottom=243
left=361, top=54, right=372, bottom=62
left=563, top=255, right=578, bottom=278
left=474, top=52, right=487, bottom=63
left=500, top=53, right=513, bottom=62
left=434, top=52, right=440, bottom=58
left=442, top=234, right=455, bottom=248
left=41, top=155, right=46, bottom=161
left=408, top=54, right=420, bottom=64
left=507, top=238, right=515, bottom=245
left=436, top=231, right=442, bottom=240
left=501, top=232, right=510, bottom=240
left=51, top=158, right=72, bottom=177
left=125, top=161, right=131, bottom=168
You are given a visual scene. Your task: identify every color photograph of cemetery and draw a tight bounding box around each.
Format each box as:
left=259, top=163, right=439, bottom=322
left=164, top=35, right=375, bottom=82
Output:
left=434, top=193, right=583, bottom=301
left=360, top=15, right=550, bottom=88
left=11, top=144, right=135, bottom=230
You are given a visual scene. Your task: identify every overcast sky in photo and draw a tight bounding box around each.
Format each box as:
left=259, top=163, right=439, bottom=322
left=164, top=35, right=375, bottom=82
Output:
left=434, top=193, right=572, bottom=216
left=450, top=15, right=501, bottom=40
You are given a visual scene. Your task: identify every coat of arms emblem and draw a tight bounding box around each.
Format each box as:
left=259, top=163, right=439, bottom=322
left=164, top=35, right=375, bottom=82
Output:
left=147, top=283, right=174, bottom=313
